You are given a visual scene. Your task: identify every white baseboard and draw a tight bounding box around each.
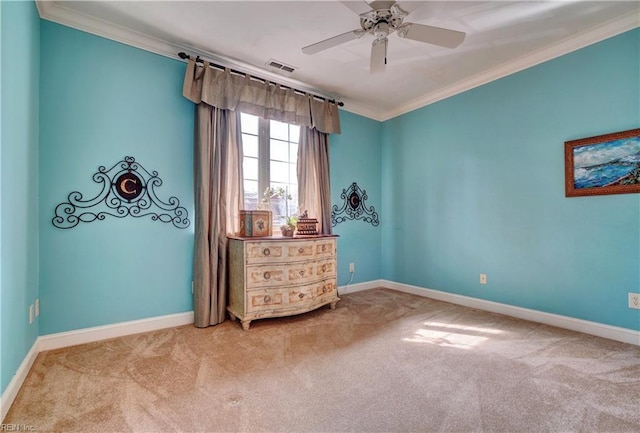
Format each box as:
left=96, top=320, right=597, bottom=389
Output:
left=1, top=339, right=39, bottom=422
left=380, top=280, right=640, bottom=346
left=338, top=279, right=385, bottom=295
left=38, top=311, right=194, bottom=352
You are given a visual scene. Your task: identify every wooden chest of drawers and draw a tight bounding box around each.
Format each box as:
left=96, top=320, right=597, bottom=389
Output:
left=227, top=235, right=339, bottom=330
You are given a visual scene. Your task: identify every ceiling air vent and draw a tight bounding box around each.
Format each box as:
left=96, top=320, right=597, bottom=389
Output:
left=266, top=59, right=297, bottom=74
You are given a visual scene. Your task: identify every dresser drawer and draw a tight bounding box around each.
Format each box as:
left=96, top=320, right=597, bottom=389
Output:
left=315, top=281, right=337, bottom=305
left=245, top=239, right=336, bottom=265
left=245, top=243, right=285, bottom=264
left=315, top=259, right=336, bottom=279
left=247, top=288, right=286, bottom=312
left=315, top=280, right=336, bottom=297
left=246, top=279, right=337, bottom=314
left=246, top=263, right=316, bottom=288
left=314, top=239, right=336, bottom=259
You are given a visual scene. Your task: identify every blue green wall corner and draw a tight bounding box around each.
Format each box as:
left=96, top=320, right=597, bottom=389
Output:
left=380, top=28, right=640, bottom=331
left=0, top=0, right=40, bottom=394
left=330, top=110, right=383, bottom=286
left=38, top=21, right=195, bottom=335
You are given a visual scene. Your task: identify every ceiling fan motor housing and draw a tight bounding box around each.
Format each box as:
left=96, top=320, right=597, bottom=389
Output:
left=360, top=5, right=407, bottom=36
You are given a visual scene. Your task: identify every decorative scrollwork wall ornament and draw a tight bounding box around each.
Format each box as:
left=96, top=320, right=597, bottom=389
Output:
left=52, top=156, right=190, bottom=229
left=331, top=182, right=379, bottom=227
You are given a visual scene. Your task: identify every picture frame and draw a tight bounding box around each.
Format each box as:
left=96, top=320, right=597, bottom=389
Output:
left=564, top=128, right=640, bottom=197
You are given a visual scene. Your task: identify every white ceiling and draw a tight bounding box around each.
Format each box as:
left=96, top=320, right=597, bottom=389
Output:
left=37, top=1, right=639, bottom=121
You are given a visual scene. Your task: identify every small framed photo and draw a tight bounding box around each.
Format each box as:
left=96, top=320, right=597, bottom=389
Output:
left=564, top=128, right=640, bottom=197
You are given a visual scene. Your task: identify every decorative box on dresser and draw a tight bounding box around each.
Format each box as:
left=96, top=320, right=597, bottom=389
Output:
left=227, top=235, right=339, bottom=330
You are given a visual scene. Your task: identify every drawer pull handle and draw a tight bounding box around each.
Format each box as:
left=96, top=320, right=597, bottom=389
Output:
left=264, top=295, right=271, bottom=303
left=321, top=265, right=327, bottom=272
left=263, top=272, right=271, bottom=279
left=263, top=248, right=270, bottom=256
left=299, top=293, right=305, bottom=299
left=298, top=248, right=304, bottom=253
left=299, top=270, right=305, bottom=276
left=322, top=245, right=327, bottom=252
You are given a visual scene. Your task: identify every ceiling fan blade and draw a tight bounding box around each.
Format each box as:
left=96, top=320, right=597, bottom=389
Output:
left=370, top=38, right=387, bottom=73
left=368, top=0, right=397, bottom=10
left=302, top=30, right=364, bottom=55
left=341, top=1, right=372, bottom=15
left=399, top=23, right=466, bottom=49
left=394, top=1, right=425, bottom=14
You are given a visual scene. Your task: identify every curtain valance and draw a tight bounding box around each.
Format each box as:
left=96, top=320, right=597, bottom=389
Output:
left=183, top=58, right=340, bottom=134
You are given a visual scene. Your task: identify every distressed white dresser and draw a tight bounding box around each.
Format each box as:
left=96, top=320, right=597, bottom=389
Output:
left=227, top=235, right=339, bottom=330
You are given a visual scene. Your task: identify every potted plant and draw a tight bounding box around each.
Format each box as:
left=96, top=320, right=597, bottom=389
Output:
left=280, top=215, right=298, bottom=237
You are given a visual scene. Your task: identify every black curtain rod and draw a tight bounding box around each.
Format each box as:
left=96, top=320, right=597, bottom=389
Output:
left=178, top=52, right=344, bottom=107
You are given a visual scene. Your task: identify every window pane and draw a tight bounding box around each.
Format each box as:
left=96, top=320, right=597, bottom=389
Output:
left=290, top=124, right=300, bottom=143
left=270, top=139, right=289, bottom=162
left=243, top=157, right=258, bottom=181
left=241, top=113, right=259, bottom=135
left=240, top=112, right=299, bottom=221
left=268, top=186, right=288, bottom=219
left=242, top=134, right=258, bottom=157
left=267, top=182, right=298, bottom=219
left=270, top=120, right=289, bottom=141
left=243, top=180, right=258, bottom=210
left=270, top=161, right=289, bottom=183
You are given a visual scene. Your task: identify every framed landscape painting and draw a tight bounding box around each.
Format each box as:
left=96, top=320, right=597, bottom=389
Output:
left=565, top=128, right=640, bottom=197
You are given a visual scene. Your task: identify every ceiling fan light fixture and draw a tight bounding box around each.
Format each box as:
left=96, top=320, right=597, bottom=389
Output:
left=374, top=22, right=390, bottom=39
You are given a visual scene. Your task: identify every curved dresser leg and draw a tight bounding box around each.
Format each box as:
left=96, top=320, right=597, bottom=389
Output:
left=241, top=320, right=251, bottom=331
left=330, top=301, right=338, bottom=310
left=228, top=312, right=237, bottom=321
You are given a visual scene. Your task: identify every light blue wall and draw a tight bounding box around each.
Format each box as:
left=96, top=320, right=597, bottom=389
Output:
left=330, top=111, right=382, bottom=286
left=39, top=21, right=194, bottom=334
left=382, top=28, right=640, bottom=331
left=1, top=1, right=40, bottom=393
left=3, top=9, right=637, bottom=393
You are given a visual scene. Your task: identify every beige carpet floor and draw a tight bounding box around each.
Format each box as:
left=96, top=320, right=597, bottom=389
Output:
left=5, top=288, right=640, bottom=433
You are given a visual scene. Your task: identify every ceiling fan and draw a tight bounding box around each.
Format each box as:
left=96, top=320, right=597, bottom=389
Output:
left=302, top=1, right=466, bottom=73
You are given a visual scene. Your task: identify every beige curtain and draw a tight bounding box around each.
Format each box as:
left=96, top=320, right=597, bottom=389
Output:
left=298, top=126, right=332, bottom=235
left=192, top=104, right=243, bottom=327
left=183, top=58, right=341, bottom=133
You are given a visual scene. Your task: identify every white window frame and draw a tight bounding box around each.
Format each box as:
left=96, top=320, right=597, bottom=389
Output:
left=240, top=113, right=299, bottom=223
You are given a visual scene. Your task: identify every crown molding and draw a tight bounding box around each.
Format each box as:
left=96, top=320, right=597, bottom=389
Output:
left=380, top=10, right=640, bottom=121
left=339, top=99, right=388, bottom=122
left=37, top=2, right=638, bottom=123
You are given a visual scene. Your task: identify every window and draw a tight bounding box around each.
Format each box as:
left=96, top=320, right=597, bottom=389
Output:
left=240, top=113, right=300, bottom=223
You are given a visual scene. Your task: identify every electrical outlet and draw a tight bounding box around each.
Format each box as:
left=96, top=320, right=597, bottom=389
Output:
left=349, top=263, right=355, bottom=273
left=29, top=304, right=34, bottom=324
left=480, top=273, right=487, bottom=285
left=35, top=298, right=40, bottom=317
left=629, top=293, right=640, bottom=310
